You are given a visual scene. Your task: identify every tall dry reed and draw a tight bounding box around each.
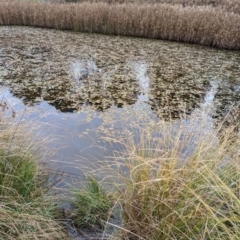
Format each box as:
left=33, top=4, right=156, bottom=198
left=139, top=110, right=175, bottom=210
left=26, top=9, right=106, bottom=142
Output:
left=0, top=1, right=240, bottom=49
left=65, top=0, right=240, bottom=15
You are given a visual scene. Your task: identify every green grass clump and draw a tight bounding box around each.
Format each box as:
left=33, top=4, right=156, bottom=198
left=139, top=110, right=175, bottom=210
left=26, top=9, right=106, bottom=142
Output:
left=0, top=111, right=68, bottom=239
left=70, top=176, right=113, bottom=229
left=0, top=152, right=47, bottom=200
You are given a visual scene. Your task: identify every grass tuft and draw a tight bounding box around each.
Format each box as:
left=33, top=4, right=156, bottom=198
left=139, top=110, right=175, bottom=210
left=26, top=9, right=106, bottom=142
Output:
left=0, top=106, right=68, bottom=239
left=94, top=114, right=240, bottom=239
left=70, top=176, right=113, bottom=229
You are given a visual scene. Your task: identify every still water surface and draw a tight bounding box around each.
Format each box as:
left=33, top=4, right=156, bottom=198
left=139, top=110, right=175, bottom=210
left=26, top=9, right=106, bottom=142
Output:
left=0, top=26, right=240, bottom=177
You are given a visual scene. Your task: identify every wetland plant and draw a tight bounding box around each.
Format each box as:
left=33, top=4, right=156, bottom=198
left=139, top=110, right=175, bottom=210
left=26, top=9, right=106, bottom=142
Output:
left=0, top=0, right=240, bottom=49
left=95, top=115, right=240, bottom=239
left=70, top=176, right=114, bottom=229
left=0, top=108, right=67, bottom=239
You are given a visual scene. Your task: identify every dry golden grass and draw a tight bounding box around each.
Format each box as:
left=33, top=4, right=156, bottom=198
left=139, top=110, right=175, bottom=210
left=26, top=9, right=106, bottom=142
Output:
left=64, top=0, right=240, bottom=15
left=92, top=113, right=240, bottom=239
left=0, top=1, right=240, bottom=49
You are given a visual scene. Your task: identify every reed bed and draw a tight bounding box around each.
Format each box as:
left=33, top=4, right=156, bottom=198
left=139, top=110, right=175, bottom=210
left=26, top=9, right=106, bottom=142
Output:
left=64, top=0, right=240, bottom=15
left=152, top=0, right=240, bottom=14
left=0, top=1, right=240, bottom=49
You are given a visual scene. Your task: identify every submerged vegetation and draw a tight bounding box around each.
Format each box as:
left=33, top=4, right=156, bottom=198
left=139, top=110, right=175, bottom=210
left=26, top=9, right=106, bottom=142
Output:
left=0, top=0, right=240, bottom=49
left=1, top=26, right=240, bottom=121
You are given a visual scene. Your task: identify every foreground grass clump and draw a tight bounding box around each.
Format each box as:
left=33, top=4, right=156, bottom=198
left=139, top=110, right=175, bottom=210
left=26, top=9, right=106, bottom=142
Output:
left=96, top=116, right=240, bottom=239
left=0, top=110, right=67, bottom=239
left=0, top=1, right=240, bottom=49
left=70, top=176, right=113, bottom=229
left=0, top=152, right=48, bottom=200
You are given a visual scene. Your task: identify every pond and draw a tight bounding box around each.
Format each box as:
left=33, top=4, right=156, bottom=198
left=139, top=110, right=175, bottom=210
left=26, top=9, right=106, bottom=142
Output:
left=0, top=26, right=240, bottom=179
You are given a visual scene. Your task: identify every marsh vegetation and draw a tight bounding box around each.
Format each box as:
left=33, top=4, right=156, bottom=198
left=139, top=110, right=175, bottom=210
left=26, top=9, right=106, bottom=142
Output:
left=0, top=0, right=240, bottom=239
left=1, top=26, right=240, bottom=121
left=95, top=114, right=240, bottom=240
left=0, top=0, right=240, bottom=49
left=1, top=102, right=240, bottom=239
left=0, top=104, right=68, bottom=240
